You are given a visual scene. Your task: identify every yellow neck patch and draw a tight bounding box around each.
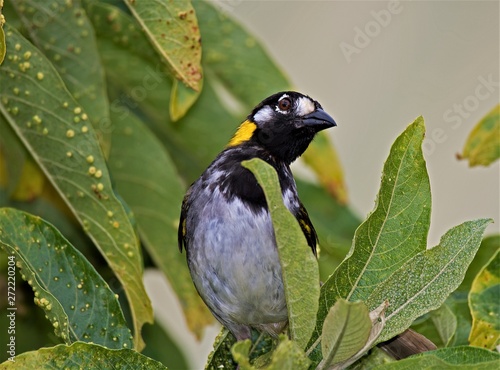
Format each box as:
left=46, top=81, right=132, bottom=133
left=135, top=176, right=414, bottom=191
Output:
left=227, top=120, right=257, bottom=147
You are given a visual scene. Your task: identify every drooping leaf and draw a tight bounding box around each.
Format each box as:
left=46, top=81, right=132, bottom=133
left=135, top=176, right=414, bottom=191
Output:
left=0, top=26, right=152, bottom=350
left=459, top=104, right=500, bottom=167
left=124, top=0, right=202, bottom=93
left=243, top=158, right=320, bottom=350
left=469, top=248, right=500, bottom=349
left=302, top=131, right=348, bottom=204
left=170, top=78, right=202, bottom=121
left=87, top=1, right=292, bottom=183
left=0, top=342, right=167, bottom=369
left=12, top=0, right=112, bottom=154
left=84, top=1, right=206, bottom=180
left=308, top=117, right=431, bottom=362
left=83, top=0, right=173, bottom=124
left=0, top=208, right=133, bottom=349
left=366, top=218, right=492, bottom=344
left=372, top=346, right=500, bottom=370
left=320, top=299, right=372, bottom=367
left=107, top=106, right=213, bottom=336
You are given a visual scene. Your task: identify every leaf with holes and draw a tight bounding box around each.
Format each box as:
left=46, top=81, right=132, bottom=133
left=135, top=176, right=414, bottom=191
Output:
left=0, top=208, right=133, bottom=349
left=0, top=26, right=152, bottom=350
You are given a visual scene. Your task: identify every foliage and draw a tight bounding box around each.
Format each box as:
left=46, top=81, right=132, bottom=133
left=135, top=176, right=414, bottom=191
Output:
left=0, top=1, right=498, bottom=369
left=459, top=104, right=500, bottom=167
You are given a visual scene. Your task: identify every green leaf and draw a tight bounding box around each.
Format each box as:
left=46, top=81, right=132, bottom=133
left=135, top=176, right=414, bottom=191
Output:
left=12, top=0, right=112, bottom=155
left=333, top=116, right=430, bottom=301
left=265, top=336, right=310, bottom=370
left=0, top=116, right=29, bottom=196
left=302, top=131, right=348, bottom=204
left=413, top=291, right=473, bottom=348
left=320, top=299, right=372, bottom=367
left=170, top=78, right=202, bottom=121
left=0, top=208, right=133, bottom=349
left=459, top=234, right=500, bottom=291
left=231, top=340, right=254, bottom=369
left=0, top=26, right=152, bottom=350
left=231, top=335, right=310, bottom=370
left=372, top=346, right=500, bottom=370
left=107, top=106, right=214, bottom=336
left=469, top=248, right=500, bottom=349
left=88, top=1, right=290, bottom=183
left=324, top=301, right=387, bottom=370
left=84, top=1, right=208, bottom=180
left=124, top=0, right=202, bottom=93
left=242, top=158, right=320, bottom=350
left=194, top=1, right=290, bottom=111
left=366, top=218, right=492, bottom=343
left=83, top=1, right=173, bottom=124
left=308, top=117, right=431, bottom=361
left=205, top=328, right=238, bottom=370
left=460, top=104, right=500, bottom=167
left=0, top=342, right=167, bottom=369
left=429, top=304, right=458, bottom=347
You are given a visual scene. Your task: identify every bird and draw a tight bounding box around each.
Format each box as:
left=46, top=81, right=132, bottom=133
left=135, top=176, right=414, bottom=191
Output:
left=178, top=91, right=336, bottom=341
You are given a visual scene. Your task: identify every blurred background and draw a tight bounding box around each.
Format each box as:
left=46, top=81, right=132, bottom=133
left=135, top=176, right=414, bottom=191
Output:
left=150, top=1, right=499, bottom=367
left=225, top=0, right=499, bottom=245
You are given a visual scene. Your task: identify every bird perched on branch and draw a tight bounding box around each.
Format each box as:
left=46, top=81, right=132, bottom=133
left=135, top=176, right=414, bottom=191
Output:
left=178, top=91, right=336, bottom=341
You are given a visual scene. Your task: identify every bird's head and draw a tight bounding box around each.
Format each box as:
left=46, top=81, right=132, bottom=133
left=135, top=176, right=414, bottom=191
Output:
left=227, top=91, right=336, bottom=164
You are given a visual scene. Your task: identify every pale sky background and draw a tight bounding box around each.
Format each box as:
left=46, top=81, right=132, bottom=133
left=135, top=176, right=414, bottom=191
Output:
left=223, top=0, right=500, bottom=245
left=148, top=2, right=500, bottom=368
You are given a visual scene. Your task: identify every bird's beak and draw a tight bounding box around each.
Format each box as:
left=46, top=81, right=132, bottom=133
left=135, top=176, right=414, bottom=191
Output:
left=302, top=109, right=337, bottom=129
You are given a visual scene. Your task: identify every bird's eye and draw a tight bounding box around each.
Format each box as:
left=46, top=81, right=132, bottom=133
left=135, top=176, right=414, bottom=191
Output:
left=278, top=97, right=292, bottom=111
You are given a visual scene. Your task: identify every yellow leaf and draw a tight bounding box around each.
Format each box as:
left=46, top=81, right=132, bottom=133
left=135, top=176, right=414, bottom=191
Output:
left=460, top=104, right=500, bottom=167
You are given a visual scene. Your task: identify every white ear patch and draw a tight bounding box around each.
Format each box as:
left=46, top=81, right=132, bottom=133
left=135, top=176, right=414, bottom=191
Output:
left=253, top=105, right=274, bottom=123
left=295, top=97, right=316, bottom=116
